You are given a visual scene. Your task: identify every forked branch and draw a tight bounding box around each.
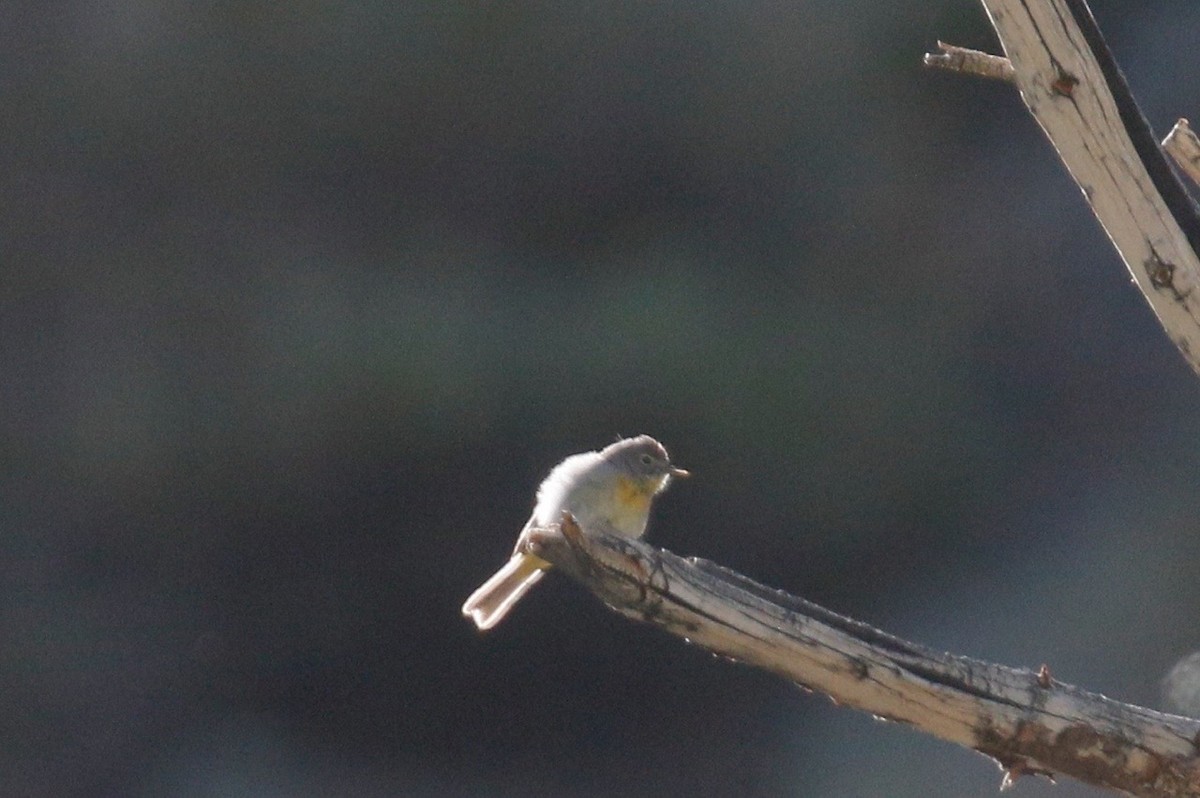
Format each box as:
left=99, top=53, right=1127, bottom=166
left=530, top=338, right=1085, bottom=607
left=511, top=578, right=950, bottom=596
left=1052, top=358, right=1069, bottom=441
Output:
left=925, top=44, right=1200, bottom=192
left=927, top=1, right=1200, bottom=374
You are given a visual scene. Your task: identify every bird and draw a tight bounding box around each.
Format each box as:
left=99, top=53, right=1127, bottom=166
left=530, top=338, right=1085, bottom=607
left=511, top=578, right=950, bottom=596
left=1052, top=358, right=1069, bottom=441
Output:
left=462, top=435, right=688, bottom=631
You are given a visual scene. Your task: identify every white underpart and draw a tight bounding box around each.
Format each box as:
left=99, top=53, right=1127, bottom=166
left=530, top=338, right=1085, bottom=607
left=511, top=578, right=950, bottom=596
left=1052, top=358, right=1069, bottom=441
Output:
left=531, top=452, right=602, bottom=527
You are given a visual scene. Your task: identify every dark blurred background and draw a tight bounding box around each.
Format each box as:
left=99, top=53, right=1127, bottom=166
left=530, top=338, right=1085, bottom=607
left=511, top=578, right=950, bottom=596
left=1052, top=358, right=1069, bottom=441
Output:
left=4, top=1, right=1200, bottom=795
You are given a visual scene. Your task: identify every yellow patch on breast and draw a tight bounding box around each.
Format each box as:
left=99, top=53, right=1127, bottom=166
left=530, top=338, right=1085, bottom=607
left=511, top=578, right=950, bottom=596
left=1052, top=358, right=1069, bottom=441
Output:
left=614, top=475, right=654, bottom=511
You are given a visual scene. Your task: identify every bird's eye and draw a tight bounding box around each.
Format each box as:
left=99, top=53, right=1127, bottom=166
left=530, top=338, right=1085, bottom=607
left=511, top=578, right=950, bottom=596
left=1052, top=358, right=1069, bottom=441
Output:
left=639, top=453, right=654, bottom=466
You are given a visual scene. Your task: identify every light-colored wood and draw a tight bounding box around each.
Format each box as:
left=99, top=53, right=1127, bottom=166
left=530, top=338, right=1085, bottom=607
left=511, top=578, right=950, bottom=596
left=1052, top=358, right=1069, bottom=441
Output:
left=923, top=41, right=1015, bottom=83
left=978, top=0, right=1200, bottom=373
left=480, top=3, right=1200, bottom=795
left=1165, top=120, right=1200, bottom=190
left=529, top=517, right=1200, bottom=796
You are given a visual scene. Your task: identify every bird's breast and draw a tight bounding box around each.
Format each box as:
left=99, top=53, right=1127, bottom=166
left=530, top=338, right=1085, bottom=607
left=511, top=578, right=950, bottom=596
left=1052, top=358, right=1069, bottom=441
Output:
left=552, top=472, right=657, bottom=539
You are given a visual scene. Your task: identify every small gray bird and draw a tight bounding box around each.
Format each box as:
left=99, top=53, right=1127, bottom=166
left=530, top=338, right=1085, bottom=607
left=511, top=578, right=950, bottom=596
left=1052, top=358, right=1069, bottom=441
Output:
left=462, top=435, right=688, bottom=630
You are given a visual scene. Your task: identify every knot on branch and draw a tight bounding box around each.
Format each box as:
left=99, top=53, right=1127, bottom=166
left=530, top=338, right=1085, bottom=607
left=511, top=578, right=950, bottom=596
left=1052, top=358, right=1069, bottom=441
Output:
left=524, top=512, right=665, bottom=614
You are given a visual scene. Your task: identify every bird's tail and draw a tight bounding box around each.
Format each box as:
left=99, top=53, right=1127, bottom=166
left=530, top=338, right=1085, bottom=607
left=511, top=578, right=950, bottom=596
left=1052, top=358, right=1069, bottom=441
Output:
left=462, top=552, right=549, bottom=631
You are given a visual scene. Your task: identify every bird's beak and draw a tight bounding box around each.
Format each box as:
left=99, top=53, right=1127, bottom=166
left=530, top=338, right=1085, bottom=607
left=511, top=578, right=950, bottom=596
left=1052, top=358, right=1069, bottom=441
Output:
left=669, top=466, right=691, bottom=479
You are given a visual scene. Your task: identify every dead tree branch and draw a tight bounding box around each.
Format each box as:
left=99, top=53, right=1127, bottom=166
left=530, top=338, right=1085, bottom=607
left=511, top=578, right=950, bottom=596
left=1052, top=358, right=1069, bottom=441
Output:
left=1165, top=120, right=1200, bottom=190
left=924, top=46, right=1200, bottom=192
left=475, top=2, right=1200, bottom=795
left=924, top=41, right=1014, bottom=83
left=928, top=0, right=1200, bottom=374
left=528, top=516, right=1200, bottom=797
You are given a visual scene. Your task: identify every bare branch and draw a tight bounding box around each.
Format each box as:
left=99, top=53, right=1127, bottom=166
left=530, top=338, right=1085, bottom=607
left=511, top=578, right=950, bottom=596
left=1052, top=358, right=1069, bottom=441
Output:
left=476, top=3, right=1200, bottom=794
left=938, top=1, right=1200, bottom=375
left=923, top=41, right=1014, bottom=83
left=529, top=516, right=1200, bottom=797
left=1165, top=119, right=1200, bottom=190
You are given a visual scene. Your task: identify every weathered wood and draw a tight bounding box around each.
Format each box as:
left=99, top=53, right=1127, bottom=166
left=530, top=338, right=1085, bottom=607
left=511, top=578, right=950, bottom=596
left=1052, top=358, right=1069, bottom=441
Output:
left=1165, top=120, right=1200, bottom=190
left=924, top=41, right=1015, bottom=83
left=974, top=0, right=1200, bottom=373
left=529, top=516, right=1200, bottom=796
